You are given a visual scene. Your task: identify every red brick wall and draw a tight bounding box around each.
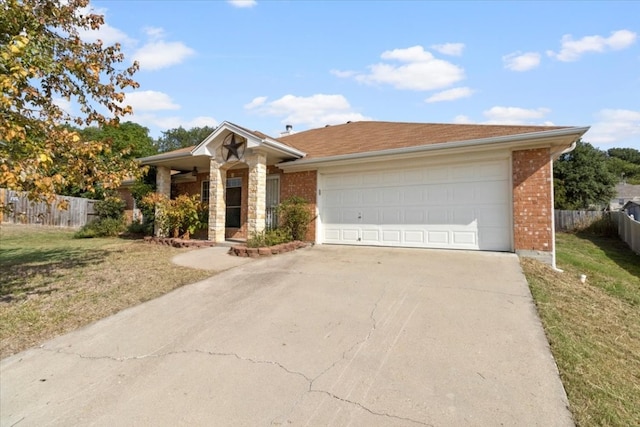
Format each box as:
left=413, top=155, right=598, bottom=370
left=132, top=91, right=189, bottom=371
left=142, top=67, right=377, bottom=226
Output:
left=279, top=169, right=318, bottom=242
left=512, top=148, right=553, bottom=252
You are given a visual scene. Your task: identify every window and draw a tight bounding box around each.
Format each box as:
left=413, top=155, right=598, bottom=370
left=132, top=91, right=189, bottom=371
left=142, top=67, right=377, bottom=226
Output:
left=201, top=181, right=210, bottom=203
left=225, top=178, right=242, bottom=228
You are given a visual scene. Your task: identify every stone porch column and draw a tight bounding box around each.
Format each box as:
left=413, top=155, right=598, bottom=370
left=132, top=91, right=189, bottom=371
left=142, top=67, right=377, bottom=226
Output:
left=208, top=159, right=226, bottom=243
left=246, top=151, right=267, bottom=236
left=155, top=166, right=171, bottom=236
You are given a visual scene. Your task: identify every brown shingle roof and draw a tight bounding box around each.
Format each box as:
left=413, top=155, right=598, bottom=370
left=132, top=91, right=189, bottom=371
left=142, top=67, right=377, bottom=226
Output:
left=277, top=121, right=570, bottom=159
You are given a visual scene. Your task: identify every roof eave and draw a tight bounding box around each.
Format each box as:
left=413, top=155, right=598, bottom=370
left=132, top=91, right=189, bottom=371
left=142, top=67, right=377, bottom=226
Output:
left=277, top=126, right=590, bottom=172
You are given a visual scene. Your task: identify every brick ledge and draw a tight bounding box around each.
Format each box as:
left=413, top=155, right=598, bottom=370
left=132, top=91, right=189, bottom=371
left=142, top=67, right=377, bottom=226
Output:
left=229, top=241, right=311, bottom=257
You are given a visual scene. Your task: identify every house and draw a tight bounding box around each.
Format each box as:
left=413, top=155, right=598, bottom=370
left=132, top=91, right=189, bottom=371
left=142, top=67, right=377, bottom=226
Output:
left=137, top=120, right=589, bottom=267
left=609, top=182, right=640, bottom=211
left=622, top=200, right=640, bottom=220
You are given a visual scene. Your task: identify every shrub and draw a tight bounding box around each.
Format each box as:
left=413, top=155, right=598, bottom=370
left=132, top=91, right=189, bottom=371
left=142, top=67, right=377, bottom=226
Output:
left=141, top=193, right=206, bottom=239
left=94, top=196, right=126, bottom=220
left=75, top=217, right=125, bottom=238
left=246, top=228, right=291, bottom=248
left=278, top=196, right=314, bottom=241
left=75, top=195, right=126, bottom=238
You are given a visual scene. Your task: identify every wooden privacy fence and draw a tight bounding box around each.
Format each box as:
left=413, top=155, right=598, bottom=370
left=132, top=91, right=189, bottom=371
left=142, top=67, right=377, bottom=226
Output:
left=0, top=189, right=97, bottom=228
left=554, top=210, right=606, bottom=232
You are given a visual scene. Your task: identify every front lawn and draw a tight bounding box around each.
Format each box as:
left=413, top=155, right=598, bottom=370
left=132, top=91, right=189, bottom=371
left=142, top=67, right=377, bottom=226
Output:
left=522, top=232, right=640, bottom=427
left=0, top=224, right=212, bottom=358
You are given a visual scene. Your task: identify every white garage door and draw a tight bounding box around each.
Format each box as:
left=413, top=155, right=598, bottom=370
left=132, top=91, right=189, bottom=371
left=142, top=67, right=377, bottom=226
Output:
left=320, top=159, right=511, bottom=251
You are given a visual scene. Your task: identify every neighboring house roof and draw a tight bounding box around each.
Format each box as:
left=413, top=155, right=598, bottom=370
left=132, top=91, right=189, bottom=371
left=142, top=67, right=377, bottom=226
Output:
left=615, top=183, right=640, bottom=199
left=277, top=121, right=572, bottom=159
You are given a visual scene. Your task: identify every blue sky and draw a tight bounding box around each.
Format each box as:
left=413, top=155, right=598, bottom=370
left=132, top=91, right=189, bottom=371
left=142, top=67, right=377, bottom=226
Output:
left=81, top=0, right=639, bottom=150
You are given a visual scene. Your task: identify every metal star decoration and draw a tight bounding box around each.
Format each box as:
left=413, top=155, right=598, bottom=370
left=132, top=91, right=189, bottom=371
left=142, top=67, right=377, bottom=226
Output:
left=222, top=133, right=245, bottom=161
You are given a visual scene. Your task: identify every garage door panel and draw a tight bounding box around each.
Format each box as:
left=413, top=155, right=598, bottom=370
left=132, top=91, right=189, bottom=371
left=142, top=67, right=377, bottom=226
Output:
left=404, top=230, right=426, bottom=244
left=320, top=159, right=510, bottom=251
left=427, top=230, right=449, bottom=244
left=403, top=187, right=424, bottom=205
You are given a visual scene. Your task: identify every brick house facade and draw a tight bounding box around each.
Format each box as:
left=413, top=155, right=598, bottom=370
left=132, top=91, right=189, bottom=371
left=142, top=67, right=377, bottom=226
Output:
left=137, top=120, right=588, bottom=267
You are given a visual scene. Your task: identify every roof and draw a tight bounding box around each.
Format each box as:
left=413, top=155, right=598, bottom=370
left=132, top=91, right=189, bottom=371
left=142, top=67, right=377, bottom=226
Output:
left=615, top=183, right=640, bottom=199
left=276, top=121, right=571, bottom=159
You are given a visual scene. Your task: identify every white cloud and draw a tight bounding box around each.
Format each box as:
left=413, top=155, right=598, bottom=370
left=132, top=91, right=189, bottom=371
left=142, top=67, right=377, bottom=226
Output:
left=425, top=87, right=474, bottom=103
left=123, top=90, right=180, bottom=112
left=53, top=97, right=73, bottom=116
left=587, top=109, right=640, bottom=145
left=334, top=45, right=465, bottom=91
left=133, top=40, right=195, bottom=71
left=330, top=69, right=357, bottom=78
left=130, top=114, right=218, bottom=132
left=547, top=29, right=637, bottom=62
left=228, top=0, right=257, bottom=8
left=430, top=43, right=465, bottom=56
left=245, top=94, right=372, bottom=128
left=483, top=106, right=551, bottom=124
left=75, top=6, right=133, bottom=47
left=503, top=51, right=541, bottom=71
left=453, top=115, right=472, bottom=124
left=244, top=96, right=267, bottom=109
left=142, top=26, right=165, bottom=40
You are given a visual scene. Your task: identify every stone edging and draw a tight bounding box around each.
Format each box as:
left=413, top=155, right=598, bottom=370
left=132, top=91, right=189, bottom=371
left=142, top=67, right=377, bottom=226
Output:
left=143, top=236, right=215, bottom=248
left=228, top=241, right=311, bottom=257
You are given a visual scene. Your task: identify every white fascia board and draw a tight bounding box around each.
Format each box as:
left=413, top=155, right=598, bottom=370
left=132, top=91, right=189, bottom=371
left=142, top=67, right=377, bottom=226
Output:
left=261, top=138, right=306, bottom=158
left=191, top=121, right=305, bottom=159
left=278, top=126, right=590, bottom=172
left=138, top=151, right=192, bottom=165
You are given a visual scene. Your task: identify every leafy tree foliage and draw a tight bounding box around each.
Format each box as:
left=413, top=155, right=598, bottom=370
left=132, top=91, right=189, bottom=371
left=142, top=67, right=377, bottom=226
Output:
left=608, top=148, right=640, bottom=165
left=0, top=0, right=139, bottom=204
left=155, top=126, right=216, bottom=153
left=80, top=122, right=156, bottom=159
left=554, top=140, right=617, bottom=210
left=607, top=147, right=640, bottom=184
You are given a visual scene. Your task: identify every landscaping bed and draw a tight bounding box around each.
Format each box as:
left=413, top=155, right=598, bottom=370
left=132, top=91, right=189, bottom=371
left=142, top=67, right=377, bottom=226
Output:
left=143, top=236, right=215, bottom=248
left=229, top=241, right=311, bottom=257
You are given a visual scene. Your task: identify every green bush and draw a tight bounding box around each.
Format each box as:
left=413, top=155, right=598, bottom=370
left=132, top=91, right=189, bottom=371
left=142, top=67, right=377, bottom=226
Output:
left=75, top=217, right=125, bottom=238
left=94, top=197, right=126, bottom=220
left=141, top=193, right=206, bottom=239
left=246, top=228, right=291, bottom=248
left=278, top=196, right=314, bottom=241
left=75, top=195, right=126, bottom=238
left=126, top=220, right=152, bottom=236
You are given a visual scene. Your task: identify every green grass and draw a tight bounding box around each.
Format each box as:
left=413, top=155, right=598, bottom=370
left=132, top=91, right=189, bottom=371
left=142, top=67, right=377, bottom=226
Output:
left=0, top=224, right=213, bottom=358
left=522, top=232, right=640, bottom=427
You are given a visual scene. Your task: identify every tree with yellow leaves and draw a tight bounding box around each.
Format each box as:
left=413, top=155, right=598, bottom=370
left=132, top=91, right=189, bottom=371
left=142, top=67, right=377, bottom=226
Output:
left=0, top=0, right=140, bottom=204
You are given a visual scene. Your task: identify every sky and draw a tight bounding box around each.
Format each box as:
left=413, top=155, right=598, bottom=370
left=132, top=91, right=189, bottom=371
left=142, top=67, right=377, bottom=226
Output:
left=79, top=0, right=639, bottom=150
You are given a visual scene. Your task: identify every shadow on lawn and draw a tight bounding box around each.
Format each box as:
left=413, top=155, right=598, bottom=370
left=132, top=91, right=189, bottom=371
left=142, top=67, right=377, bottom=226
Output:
left=0, top=247, right=109, bottom=302
left=575, top=231, right=640, bottom=281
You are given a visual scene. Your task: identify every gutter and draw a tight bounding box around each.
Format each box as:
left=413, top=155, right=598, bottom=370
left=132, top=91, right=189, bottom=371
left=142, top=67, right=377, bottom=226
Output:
left=278, top=126, right=590, bottom=171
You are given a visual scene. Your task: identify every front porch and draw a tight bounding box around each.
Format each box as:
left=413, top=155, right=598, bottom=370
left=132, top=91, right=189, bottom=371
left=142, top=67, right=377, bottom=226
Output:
left=140, top=121, right=306, bottom=243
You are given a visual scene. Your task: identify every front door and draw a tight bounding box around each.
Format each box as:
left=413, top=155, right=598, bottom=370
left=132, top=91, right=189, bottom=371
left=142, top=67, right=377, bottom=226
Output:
left=266, top=175, right=280, bottom=229
left=225, top=177, right=242, bottom=228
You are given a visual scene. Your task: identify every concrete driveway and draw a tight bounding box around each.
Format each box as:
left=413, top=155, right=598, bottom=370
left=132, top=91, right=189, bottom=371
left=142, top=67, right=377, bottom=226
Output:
left=1, top=246, right=572, bottom=426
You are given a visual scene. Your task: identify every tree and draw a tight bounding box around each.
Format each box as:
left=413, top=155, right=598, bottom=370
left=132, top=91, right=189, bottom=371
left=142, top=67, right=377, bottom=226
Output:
left=155, top=126, right=216, bottom=153
left=0, top=0, right=139, bottom=204
left=56, top=122, right=156, bottom=198
left=607, top=147, right=640, bottom=184
left=608, top=147, right=640, bottom=165
left=80, top=121, right=157, bottom=159
left=554, top=140, right=617, bottom=210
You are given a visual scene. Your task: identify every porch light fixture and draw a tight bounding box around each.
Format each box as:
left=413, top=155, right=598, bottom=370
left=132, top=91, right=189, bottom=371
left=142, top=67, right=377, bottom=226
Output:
left=192, top=167, right=198, bottom=177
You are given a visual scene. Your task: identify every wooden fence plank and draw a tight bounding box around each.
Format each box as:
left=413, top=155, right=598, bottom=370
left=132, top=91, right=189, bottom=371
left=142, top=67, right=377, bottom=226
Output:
left=1, top=190, right=96, bottom=228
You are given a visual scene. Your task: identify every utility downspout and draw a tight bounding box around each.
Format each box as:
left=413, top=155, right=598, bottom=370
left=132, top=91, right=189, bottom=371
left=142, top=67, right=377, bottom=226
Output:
left=549, top=141, right=578, bottom=271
